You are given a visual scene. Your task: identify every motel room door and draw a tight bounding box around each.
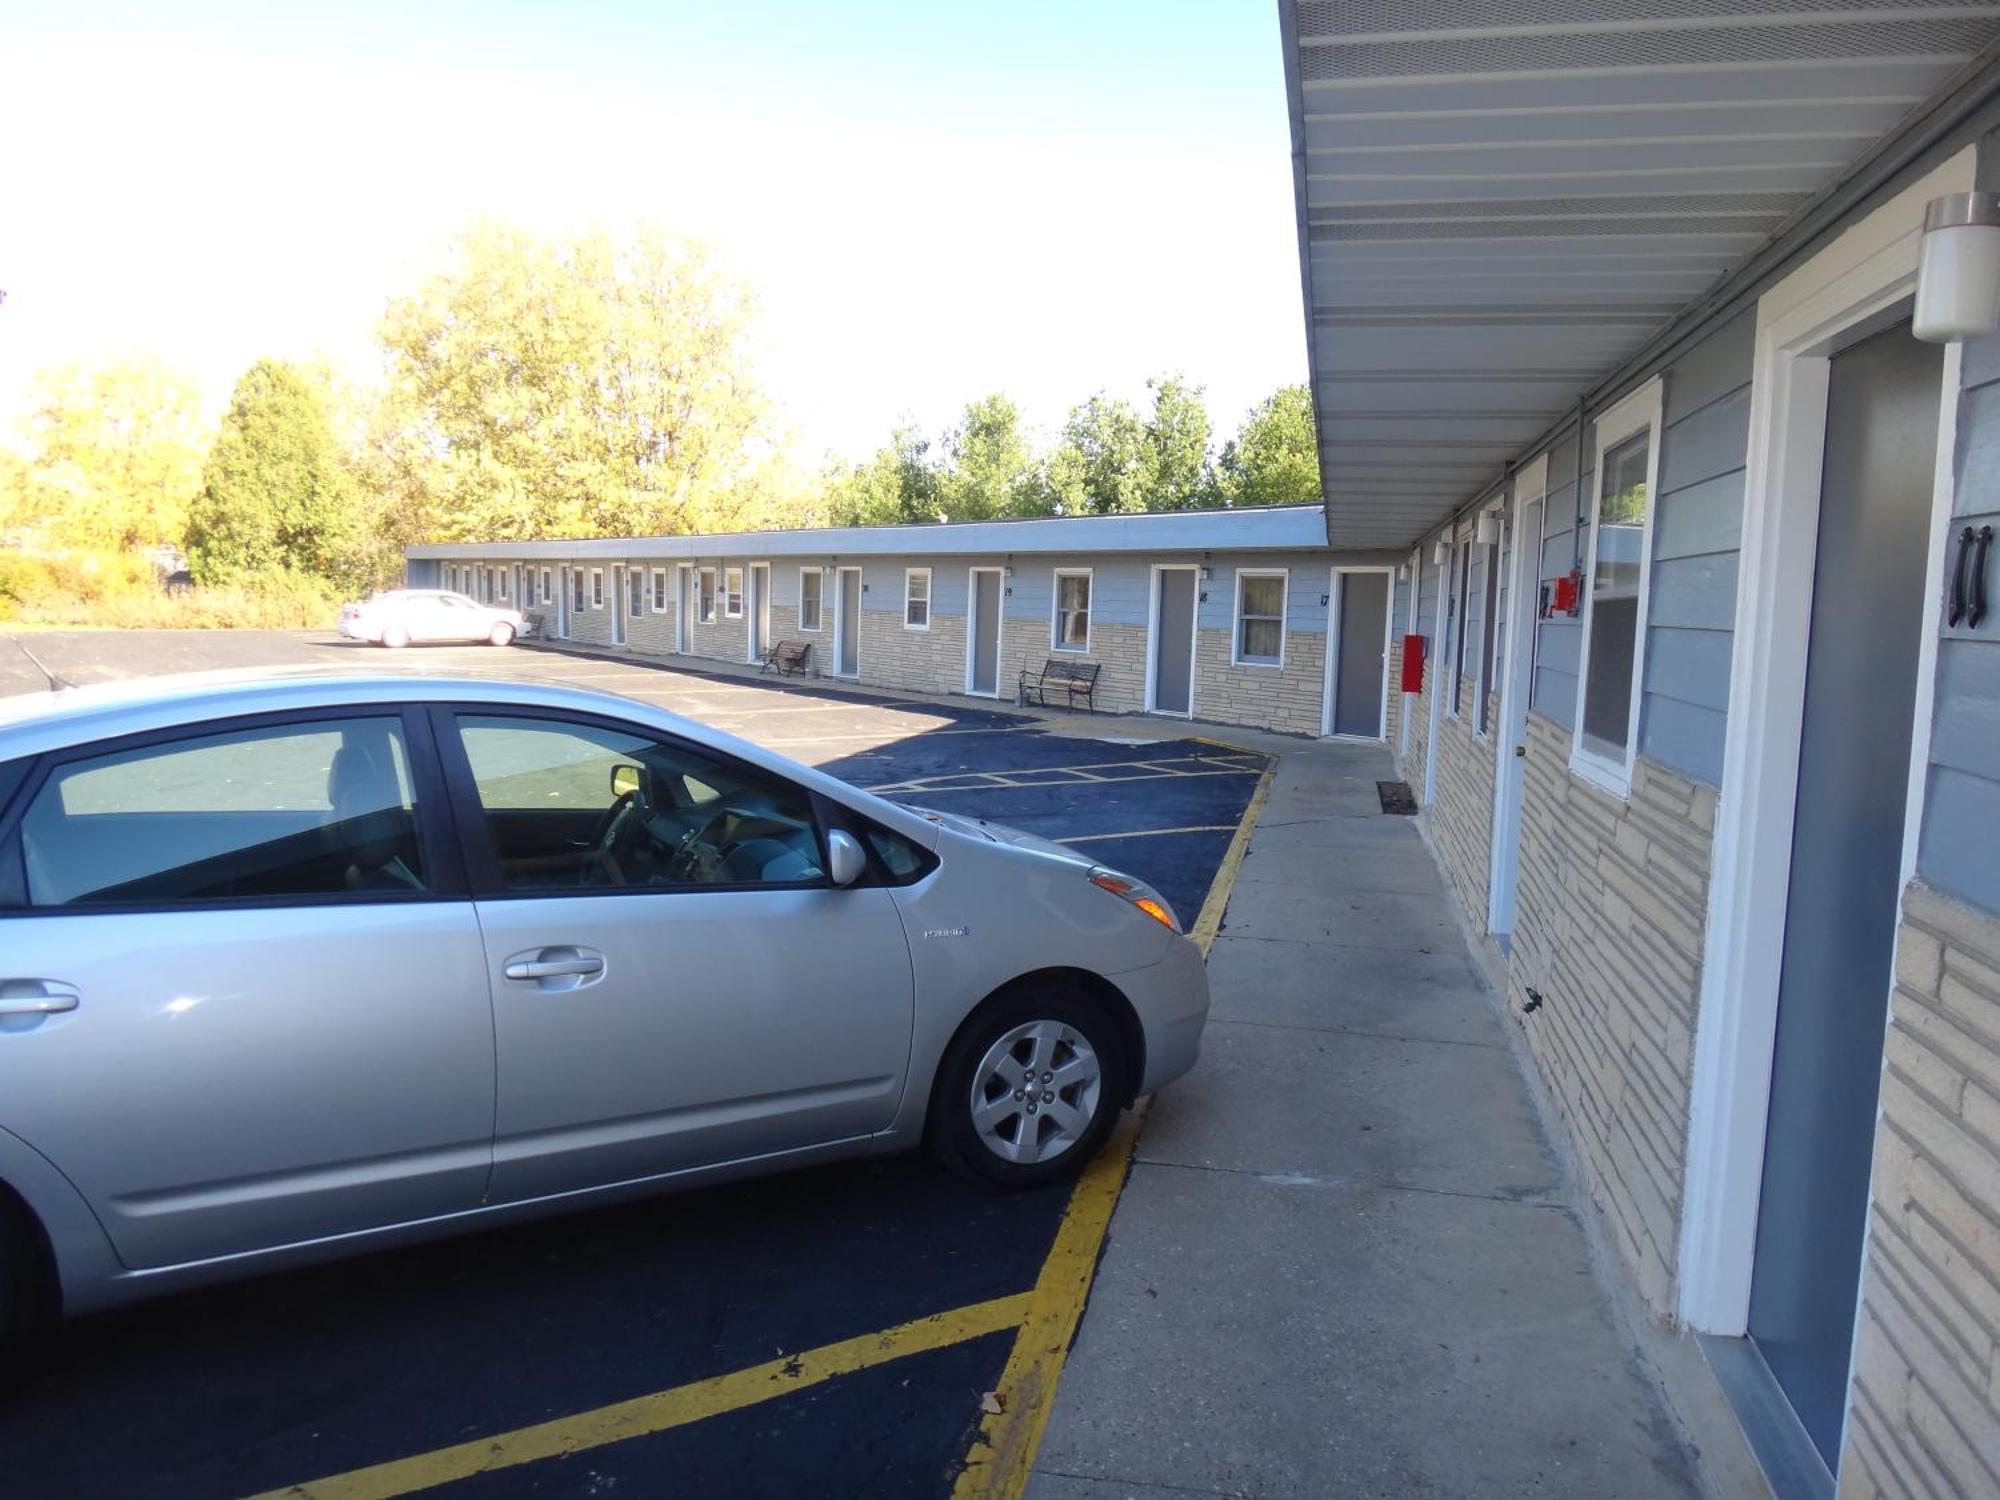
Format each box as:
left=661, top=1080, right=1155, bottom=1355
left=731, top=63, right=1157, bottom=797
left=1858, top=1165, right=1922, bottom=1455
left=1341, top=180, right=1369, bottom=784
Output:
left=1330, top=571, right=1389, bottom=737
left=1150, top=568, right=1197, bottom=716
left=967, top=568, right=1002, bottom=697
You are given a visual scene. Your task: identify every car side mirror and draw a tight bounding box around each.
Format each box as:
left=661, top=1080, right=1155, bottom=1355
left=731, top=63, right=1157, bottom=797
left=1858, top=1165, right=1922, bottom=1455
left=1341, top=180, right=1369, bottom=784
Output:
left=826, top=828, right=867, bottom=888
left=609, top=763, right=643, bottom=800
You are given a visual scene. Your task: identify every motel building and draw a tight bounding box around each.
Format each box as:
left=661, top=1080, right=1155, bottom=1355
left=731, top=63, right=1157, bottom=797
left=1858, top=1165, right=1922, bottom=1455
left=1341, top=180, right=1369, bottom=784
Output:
left=409, top=6, right=2000, bottom=1496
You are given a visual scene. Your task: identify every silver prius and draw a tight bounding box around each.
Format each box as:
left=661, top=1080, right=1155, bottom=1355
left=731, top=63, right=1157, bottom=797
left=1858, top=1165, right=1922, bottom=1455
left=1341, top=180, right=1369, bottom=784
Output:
left=0, top=672, right=1207, bottom=1371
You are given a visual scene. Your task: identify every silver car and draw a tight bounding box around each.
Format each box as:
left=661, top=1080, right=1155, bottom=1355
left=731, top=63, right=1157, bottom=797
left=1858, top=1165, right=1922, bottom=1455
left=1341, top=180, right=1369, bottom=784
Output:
left=0, top=672, right=1207, bottom=1371
left=337, top=589, right=525, bottom=648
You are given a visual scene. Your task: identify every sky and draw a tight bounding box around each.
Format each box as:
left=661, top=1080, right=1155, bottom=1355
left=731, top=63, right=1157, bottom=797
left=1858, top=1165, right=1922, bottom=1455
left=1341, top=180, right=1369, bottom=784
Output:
left=0, top=0, right=1308, bottom=467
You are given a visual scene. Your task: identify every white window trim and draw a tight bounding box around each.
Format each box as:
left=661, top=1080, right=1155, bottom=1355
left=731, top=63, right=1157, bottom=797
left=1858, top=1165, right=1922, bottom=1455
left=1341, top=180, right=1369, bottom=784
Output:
left=1050, top=567, right=1093, bottom=654
left=589, top=568, right=604, bottom=609
left=1231, top=568, right=1288, bottom=669
left=904, top=567, right=932, bottom=631
left=539, top=568, right=552, bottom=606
left=1678, top=147, right=1972, bottom=1344
left=649, top=568, right=666, bottom=612
left=698, top=567, right=717, bottom=624
left=1568, top=375, right=1665, bottom=800
left=724, top=566, right=744, bottom=619
left=797, top=566, right=824, bottom=632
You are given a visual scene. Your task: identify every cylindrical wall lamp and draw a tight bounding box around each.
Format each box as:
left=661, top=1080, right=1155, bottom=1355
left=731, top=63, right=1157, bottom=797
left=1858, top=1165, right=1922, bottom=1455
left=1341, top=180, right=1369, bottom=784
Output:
left=1916, top=192, right=2000, bottom=342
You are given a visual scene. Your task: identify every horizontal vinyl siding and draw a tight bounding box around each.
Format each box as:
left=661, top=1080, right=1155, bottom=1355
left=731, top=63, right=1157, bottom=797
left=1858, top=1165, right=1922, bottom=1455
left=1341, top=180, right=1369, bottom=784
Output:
left=1534, top=427, right=1582, bottom=728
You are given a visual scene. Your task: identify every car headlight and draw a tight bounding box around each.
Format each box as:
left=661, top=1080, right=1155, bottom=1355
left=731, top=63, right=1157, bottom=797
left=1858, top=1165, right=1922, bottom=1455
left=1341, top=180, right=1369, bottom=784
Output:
left=1087, top=867, right=1179, bottom=933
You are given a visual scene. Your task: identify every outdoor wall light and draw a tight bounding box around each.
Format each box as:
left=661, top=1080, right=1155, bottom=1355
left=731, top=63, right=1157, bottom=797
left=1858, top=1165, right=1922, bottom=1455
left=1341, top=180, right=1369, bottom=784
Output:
left=1432, top=539, right=1449, bottom=566
left=1915, top=192, right=2000, bottom=342
left=1475, top=512, right=1501, bottom=546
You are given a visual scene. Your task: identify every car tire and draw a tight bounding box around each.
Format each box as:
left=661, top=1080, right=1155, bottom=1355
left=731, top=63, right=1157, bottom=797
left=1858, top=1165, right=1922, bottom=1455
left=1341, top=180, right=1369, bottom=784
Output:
left=0, top=1196, right=53, bottom=1389
left=930, top=983, right=1125, bottom=1189
left=380, top=625, right=409, bottom=649
left=488, top=622, right=515, bottom=647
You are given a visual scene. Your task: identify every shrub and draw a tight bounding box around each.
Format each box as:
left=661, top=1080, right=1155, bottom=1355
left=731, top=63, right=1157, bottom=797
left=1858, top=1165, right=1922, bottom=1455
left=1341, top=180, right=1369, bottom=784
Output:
left=0, top=551, right=344, bottom=629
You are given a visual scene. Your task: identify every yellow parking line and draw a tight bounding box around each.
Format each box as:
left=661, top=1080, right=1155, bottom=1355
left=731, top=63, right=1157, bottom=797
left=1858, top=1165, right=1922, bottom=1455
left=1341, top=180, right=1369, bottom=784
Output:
left=254, top=1293, right=1031, bottom=1500
left=1190, top=762, right=1273, bottom=958
left=1055, top=824, right=1238, bottom=845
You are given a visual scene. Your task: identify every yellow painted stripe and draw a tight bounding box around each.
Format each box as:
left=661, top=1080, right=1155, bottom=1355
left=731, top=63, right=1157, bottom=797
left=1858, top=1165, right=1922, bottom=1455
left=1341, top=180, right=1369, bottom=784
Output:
left=1055, top=824, right=1238, bottom=845
left=1189, top=761, right=1274, bottom=958
left=255, top=1293, right=1030, bottom=1500
left=950, top=1111, right=1144, bottom=1500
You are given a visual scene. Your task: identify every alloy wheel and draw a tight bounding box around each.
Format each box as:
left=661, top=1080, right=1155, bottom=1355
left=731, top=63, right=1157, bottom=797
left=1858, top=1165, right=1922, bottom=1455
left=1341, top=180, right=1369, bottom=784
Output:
left=968, top=1019, right=1102, bottom=1165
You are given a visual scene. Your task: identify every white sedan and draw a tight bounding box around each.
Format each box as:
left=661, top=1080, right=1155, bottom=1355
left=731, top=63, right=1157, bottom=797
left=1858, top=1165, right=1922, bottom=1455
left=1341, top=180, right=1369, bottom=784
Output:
left=338, top=589, right=525, bottom=648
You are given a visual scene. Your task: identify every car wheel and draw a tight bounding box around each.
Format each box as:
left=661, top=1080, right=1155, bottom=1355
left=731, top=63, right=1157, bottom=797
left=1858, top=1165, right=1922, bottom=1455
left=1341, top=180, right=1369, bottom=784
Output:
left=380, top=625, right=409, bottom=649
left=488, top=622, right=515, bottom=647
left=931, top=984, right=1124, bottom=1188
left=0, top=1197, right=53, bottom=1388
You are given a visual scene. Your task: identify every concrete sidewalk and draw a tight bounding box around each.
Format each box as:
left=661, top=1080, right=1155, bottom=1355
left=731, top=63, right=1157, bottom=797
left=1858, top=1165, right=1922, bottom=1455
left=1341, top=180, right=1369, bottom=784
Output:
left=1027, top=736, right=1703, bottom=1499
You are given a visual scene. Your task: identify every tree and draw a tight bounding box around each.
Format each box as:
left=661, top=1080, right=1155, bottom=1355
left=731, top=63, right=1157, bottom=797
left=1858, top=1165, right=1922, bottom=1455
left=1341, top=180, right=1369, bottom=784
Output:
left=10, top=355, right=208, bottom=551
left=375, top=220, right=782, bottom=542
left=939, top=393, right=1047, bottom=520
left=1220, top=385, right=1320, bottom=506
left=185, top=359, right=367, bottom=587
left=1143, top=375, right=1219, bottom=511
left=1047, top=394, right=1149, bottom=515
left=822, top=424, right=943, bottom=527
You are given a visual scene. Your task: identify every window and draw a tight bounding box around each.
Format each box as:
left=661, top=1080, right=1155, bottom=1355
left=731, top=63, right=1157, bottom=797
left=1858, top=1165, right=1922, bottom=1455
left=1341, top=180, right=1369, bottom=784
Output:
left=1572, top=379, right=1664, bottom=796
left=16, top=717, right=426, bottom=907
left=699, top=567, right=717, bottom=623
left=590, top=569, right=604, bottom=609
left=1234, top=570, right=1286, bottom=667
left=724, top=567, right=744, bottom=618
left=540, top=568, right=552, bottom=606
left=571, top=569, right=585, bottom=612
left=798, top=568, right=823, bottom=631
left=651, top=569, right=667, bottom=612
left=627, top=569, right=643, bottom=617
left=904, top=568, right=931, bottom=630
left=454, top=715, right=826, bottom=891
left=1053, top=570, right=1090, bottom=652
left=496, top=569, right=508, bottom=602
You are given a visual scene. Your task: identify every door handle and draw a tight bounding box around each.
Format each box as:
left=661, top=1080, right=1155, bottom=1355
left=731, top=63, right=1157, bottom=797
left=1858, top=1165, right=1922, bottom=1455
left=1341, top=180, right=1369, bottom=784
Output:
left=502, top=948, right=606, bottom=988
left=0, top=980, right=80, bottom=1017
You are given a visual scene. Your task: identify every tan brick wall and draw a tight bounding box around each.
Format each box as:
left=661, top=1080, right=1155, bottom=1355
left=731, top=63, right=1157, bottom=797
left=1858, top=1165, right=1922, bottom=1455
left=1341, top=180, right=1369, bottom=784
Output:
left=1839, top=882, right=2000, bottom=1498
left=1191, top=627, right=1325, bottom=737
left=999, top=621, right=1149, bottom=713
left=1402, top=648, right=1436, bottom=801
left=1385, top=639, right=1404, bottom=748
left=854, top=609, right=967, bottom=695
left=1428, top=677, right=1499, bottom=931
left=1508, top=711, right=1716, bottom=1314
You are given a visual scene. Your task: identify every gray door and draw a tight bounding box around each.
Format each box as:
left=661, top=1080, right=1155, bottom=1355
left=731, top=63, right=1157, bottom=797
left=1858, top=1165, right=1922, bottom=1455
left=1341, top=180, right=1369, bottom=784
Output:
left=1152, top=569, right=1196, bottom=715
left=838, top=569, right=861, bottom=675
left=970, top=570, right=1001, bottom=696
left=747, top=566, right=767, bottom=662
left=1747, top=323, right=1941, bottom=1466
left=1333, top=573, right=1388, bottom=736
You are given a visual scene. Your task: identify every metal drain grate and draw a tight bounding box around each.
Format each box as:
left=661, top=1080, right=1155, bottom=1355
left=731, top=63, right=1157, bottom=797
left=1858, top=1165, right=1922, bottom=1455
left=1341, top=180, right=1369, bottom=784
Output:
left=1378, top=780, right=1418, bottom=815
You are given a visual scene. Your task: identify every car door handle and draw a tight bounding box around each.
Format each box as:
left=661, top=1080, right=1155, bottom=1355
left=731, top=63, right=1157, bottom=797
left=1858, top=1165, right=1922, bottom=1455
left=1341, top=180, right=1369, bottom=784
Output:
left=0, top=980, right=80, bottom=1017
left=502, top=948, right=605, bottom=985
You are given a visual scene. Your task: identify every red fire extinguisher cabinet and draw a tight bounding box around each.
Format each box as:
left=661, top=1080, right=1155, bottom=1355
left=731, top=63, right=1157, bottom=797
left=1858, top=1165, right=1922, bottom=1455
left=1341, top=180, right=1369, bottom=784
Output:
left=1400, top=634, right=1426, bottom=693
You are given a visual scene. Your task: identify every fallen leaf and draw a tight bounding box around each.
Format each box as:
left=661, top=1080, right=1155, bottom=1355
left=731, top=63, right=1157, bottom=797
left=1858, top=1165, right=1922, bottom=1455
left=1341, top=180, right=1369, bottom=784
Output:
left=980, top=1391, right=1006, bottom=1415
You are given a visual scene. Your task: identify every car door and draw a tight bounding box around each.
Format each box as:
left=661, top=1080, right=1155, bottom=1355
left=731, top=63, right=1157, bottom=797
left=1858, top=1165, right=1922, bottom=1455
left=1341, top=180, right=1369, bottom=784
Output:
left=435, top=707, right=914, bottom=1203
left=440, top=595, right=490, bottom=642
left=0, top=708, right=495, bottom=1270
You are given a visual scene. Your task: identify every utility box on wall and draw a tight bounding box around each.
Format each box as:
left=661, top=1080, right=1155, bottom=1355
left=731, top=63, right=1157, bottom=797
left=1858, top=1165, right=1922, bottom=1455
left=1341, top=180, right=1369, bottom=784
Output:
left=1401, top=634, right=1426, bottom=692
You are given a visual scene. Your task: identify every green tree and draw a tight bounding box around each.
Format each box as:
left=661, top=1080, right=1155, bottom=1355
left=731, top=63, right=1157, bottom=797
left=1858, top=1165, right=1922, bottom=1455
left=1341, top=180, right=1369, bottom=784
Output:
left=375, top=220, right=781, bottom=542
left=1219, top=385, right=1320, bottom=506
left=11, top=355, right=208, bottom=551
left=822, top=424, right=943, bottom=527
left=186, top=359, right=366, bottom=587
left=939, top=393, right=1047, bottom=519
left=1143, top=374, right=1219, bottom=511
left=1047, top=394, right=1149, bottom=515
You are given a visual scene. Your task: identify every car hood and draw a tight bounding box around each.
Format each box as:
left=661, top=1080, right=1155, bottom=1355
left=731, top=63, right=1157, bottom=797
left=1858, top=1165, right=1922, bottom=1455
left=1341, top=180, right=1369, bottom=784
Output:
left=910, top=806, right=1092, bottom=868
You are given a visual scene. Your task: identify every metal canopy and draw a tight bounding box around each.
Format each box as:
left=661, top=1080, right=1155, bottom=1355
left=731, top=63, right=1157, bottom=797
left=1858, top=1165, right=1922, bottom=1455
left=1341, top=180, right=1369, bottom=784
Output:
left=1282, top=1, right=2000, bottom=549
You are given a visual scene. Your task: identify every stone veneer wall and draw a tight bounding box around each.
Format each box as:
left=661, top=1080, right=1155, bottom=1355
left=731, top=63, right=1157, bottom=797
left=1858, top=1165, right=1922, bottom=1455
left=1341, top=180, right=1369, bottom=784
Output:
left=855, top=609, right=968, bottom=696
left=1384, top=638, right=1404, bottom=749
left=1191, top=627, right=1325, bottom=737
left=689, top=598, right=749, bottom=663
left=1840, top=882, right=2000, bottom=1498
left=1403, top=653, right=1435, bottom=805
left=997, top=622, right=1150, bottom=713
left=1507, top=710, right=1715, bottom=1314
left=1427, top=676, right=1499, bottom=931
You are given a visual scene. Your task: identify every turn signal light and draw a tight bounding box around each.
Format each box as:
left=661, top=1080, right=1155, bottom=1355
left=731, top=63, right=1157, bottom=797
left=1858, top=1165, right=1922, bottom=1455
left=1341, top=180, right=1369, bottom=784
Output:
left=1088, top=871, right=1180, bottom=932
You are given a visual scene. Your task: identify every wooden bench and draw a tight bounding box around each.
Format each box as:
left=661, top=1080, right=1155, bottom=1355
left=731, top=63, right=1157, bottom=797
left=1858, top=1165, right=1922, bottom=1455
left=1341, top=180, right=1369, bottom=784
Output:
left=760, top=639, right=812, bottom=676
left=1019, top=657, right=1100, bottom=711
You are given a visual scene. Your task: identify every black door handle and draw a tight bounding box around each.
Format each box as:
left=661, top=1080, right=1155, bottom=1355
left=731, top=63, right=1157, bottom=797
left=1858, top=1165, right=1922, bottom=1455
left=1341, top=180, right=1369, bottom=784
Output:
left=1971, top=525, right=1993, bottom=630
left=1950, top=526, right=1974, bottom=627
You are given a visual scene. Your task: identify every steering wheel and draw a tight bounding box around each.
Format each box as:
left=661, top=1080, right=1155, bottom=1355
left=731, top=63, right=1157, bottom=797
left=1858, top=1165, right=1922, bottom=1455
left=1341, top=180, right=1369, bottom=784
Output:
left=576, top=790, right=645, bottom=886
left=665, top=809, right=734, bottom=884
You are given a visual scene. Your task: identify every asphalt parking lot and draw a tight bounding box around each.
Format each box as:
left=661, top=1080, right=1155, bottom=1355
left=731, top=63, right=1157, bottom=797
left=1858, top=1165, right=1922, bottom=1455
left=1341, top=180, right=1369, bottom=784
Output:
left=0, top=630, right=1269, bottom=1499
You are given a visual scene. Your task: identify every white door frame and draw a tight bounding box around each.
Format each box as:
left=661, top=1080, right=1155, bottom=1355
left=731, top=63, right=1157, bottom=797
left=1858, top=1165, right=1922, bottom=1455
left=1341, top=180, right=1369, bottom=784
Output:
left=1486, top=454, right=1549, bottom=936
left=1145, top=564, right=1201, bottom=718
left=1321, top=565, right=1396, bottom=739
left=746, top=562, right=770, bottom=664
left=833, top=566, right=863, bottom=677
left=964, top=566, right=1005, bottom=698
left=1399, top=550, right=1420, bottom=760
left=1677, top=147, right=1971, bottom=1338
left=1422, top=542, right=1450, bottom=807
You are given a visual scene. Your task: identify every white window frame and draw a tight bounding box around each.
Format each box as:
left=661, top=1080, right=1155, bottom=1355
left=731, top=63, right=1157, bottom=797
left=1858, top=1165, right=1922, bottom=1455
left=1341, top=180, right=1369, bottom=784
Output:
left=539, top=568, right=552, bottom=606
left=1051, top=568, right=1092, bottom=654
left=571, top=569, right=585, bottom=612
left=904, top=567, right=932, bottom=631
left=589, top=568, right=604, bottom=610
left=1568, top=376, right=1665, bottom=800
left=698, top=567, right=717, bottom=624
left=724, top=566, right=744, bottom=619
left=649, top=568, right=666, bottom=612
left=797, top=566, right=824, bottom=632
left=627, top=566, right=644, bottom=618
left=1232, top=568, right=1288, bottom=669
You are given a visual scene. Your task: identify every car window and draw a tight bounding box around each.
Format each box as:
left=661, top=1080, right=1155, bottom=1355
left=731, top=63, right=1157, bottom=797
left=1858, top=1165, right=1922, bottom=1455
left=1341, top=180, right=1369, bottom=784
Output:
left=17, top=717, right=427, bottom=907
left=455, top=715, right=827, bottom=892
